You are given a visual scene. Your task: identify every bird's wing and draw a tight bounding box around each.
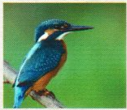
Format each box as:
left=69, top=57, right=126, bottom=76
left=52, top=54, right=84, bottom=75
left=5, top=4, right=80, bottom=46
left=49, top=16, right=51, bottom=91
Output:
left=16, top=42, right=65, bottom=87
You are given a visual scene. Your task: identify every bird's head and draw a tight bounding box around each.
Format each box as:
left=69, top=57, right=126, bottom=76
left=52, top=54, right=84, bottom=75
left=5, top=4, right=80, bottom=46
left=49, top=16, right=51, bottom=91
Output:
left=35, top=19, right=93, bottom=42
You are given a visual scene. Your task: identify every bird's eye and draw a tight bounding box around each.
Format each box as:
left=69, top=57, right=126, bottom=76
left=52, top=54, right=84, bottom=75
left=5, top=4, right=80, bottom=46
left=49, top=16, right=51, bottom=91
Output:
left=64, top=24, right=68, bottom=27
left=61, top=26, right=64, bottom=29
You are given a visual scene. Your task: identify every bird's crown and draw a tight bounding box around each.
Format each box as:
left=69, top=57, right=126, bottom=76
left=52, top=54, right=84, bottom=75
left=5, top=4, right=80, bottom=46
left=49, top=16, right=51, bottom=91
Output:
left=38, top=19, right=71, bottom=30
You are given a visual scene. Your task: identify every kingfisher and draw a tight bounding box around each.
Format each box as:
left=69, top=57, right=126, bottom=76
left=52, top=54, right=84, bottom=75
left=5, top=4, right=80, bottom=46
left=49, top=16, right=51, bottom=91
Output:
left=13, top=19, right=93, bottom=108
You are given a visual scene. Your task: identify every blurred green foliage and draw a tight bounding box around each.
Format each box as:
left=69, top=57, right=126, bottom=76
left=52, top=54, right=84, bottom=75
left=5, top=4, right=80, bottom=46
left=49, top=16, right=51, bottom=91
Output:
left=4, top=3, right=126, bottom=108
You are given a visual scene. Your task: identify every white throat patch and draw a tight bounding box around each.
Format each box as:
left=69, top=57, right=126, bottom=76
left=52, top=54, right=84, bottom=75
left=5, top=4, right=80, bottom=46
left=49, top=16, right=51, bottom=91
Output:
left=38, top=32, right=49, bottom=42
left=56, top=32, right=71, bottom=40
left=38, top=31, right=71, bottom=42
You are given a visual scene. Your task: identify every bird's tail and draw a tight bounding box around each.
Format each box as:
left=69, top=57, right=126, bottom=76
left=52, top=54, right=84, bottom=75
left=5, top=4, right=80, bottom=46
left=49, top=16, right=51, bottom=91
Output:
left=13, top=86, right=26, bottom=108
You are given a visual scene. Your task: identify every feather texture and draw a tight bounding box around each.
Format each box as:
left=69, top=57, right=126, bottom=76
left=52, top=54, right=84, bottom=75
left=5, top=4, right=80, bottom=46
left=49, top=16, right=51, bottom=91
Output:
left=16, top=40, right=66, bottom=86
left=13, top=40, right=66, bottom=108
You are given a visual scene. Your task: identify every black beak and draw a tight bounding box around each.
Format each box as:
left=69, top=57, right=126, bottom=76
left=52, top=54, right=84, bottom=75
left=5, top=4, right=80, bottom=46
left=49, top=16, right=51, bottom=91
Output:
left=68, top=25, right=93, bottom=31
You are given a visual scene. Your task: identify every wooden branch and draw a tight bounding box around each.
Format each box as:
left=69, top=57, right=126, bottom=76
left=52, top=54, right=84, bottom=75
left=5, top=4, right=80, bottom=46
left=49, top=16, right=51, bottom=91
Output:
left=3, top=60, right=64, bottom=108
left=4, top=80, right=10, bottom=84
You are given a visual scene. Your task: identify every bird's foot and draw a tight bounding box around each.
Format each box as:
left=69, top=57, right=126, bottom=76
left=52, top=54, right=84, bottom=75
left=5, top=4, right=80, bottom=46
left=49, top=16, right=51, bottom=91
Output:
left=35, top=89, right=55, bottom=98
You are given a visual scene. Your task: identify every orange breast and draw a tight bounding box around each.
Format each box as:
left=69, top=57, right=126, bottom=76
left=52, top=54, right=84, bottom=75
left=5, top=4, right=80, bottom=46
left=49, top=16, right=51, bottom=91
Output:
left=25, top=40, right=67, bottom=95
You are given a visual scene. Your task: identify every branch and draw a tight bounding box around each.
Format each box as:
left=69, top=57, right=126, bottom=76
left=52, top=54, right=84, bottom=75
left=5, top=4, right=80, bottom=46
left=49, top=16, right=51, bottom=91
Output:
left=3, top=60, right=64, bottom=108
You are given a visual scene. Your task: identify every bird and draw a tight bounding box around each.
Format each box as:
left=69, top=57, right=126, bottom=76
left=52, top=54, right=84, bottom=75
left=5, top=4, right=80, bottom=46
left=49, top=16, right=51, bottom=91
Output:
left=13, top=19, right=93, bottom=108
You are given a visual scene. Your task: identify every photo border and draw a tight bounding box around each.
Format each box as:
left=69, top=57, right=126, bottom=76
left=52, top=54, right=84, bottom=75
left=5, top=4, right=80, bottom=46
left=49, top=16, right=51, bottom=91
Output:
left=1, top=0, right=126, bottom=110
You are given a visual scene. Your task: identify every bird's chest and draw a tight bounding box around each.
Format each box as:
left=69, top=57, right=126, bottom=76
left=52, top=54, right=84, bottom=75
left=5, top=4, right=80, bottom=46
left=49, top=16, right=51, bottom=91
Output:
left=38, top=41, right=67, bottom=64
left=42, top=40, right=66, bottom=53
left=28, top=41, right=67, bottom=93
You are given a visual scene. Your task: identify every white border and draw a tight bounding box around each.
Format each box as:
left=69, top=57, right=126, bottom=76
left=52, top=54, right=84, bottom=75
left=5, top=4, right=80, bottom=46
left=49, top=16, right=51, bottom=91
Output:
left=0, top=0, right=3, bottom=109
left=1, top=0, right=127, bottom=3
left=0, top=0, right=126, bottom=110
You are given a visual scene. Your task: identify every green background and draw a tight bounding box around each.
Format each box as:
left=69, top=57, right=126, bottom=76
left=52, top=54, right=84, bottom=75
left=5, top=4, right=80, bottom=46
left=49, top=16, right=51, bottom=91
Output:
left=4, top=3, right=126, bottom=108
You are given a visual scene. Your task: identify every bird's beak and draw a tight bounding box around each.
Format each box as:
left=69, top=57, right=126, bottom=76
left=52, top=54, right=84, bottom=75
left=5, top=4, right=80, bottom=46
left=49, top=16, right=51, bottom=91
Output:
left=67, top=25, right=93, bottom=32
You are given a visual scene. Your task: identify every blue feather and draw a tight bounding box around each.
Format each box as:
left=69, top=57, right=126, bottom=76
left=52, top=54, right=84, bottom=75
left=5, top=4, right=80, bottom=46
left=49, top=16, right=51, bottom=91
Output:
left=13, top=85, right=29, bottom=108
left=13, top=40, right=65, bottom=108
left=17, top=40, right=65, bottom=85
